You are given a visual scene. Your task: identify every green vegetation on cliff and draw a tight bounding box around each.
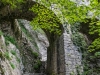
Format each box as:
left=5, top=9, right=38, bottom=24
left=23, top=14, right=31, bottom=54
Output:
left=1, top=0, right=100, bottom=74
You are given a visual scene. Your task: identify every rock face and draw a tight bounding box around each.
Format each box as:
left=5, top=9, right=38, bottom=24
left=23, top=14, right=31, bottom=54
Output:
left=0, top=19, right=84, bottom=75
left=0, top=1, right=64, bottom=75
left=0, top=18, right=97, bottom=75
left=54, top=29, right=83, bottom=75
left=0, top=20, right=23, bottom=75
left=1, top=1, right=97, bottom=75
left=0, top=19, right=49, bottom=75
left=0, top=37, right=23, bottom=75
left=18, top=19, right=49, bottom=62
left=46, top=22, right=84, bottom=75
left=63, top=32, right=83, bottom=75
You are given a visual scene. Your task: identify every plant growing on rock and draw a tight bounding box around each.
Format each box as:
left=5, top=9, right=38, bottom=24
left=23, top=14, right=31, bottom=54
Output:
left=34, top=60, right=42, bottom=72
left=1, top=0, right=24, bottom=8
left=10, top=50, right=16, bottom=56
left=4, top=52, right=11, bottom=60
left=5, top=36, right=16, bottom=45
left=16, top=57, right=21, bottom=63
left=0, top=52, right=3, bottom=58
left=10, top=62, right=15, bottom=69
left=1, top=0, right=100, bottom=74
left=32, top=51, right=39, bottom=58
left=0, top=30, right=3, bottom=36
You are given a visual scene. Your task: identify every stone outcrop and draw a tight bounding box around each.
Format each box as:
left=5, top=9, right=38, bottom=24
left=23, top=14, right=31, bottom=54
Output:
left=0, top=18, right=90, bottom=75
left=0, top=1, right=95, bottom=75
left=63, top=32, right=83, bottom=75
left=0, top=33, right=23, bottom=75
left=0, top=19, right=49, bottom=75
left=48, top=29, right=83, bottom=75
left=0, top=36, right=22, bottom=75
left=0, top=1, right=64, bottom=75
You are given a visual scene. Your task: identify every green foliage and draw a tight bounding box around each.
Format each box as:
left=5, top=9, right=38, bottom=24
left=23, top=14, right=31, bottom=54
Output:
left=18, top=19, right=29, bottom=35
left=16, top=57, right=21, bottom=63
left=10, top=50, right=16, bottom=56
left=34, top=64, right=39, bottom=70
left=5, top=39, right=9, bottom=46
left=88, top=38, right=100, bottom=52
left=95, top=52, right=100, bottom=57
left=1, top=0, right=100, bottom=35
left=1, top=0, right=24, bottom=8
left=10, top=63, right=15, bottom=69
left=0, top=52, right=3, bottom=58
left=33, top=41, right=39, bottom=51
left=34, top=60, right=41, bottom=71
left=70, top=71, right=74, bottom=75
left=1, top=0, right=100, bottom=74
left=5, top=35, right=17, bottom=46
left=0, top=31, right=3, bottom=36
left=29, top=3, right=61, bottom=34
left=72, top=33, right=87, bottom=51
left=85, top=38, right=100, bottom=75
left=32, top=52, right=39, bottom=58
left=71, top=24, right=87, bottom=51
left=35, top=27, right=45, bottom=34
left=20, top=24, right=27, bottom=35
left=89, top=20, right=100, bottom=36
left=87, top=12, right=100, bottom=74
left=39, top=0, right=89, bottom=23
left=4, top=52, right=11, bottom=60
left=11, top=50, right=21, bottom=63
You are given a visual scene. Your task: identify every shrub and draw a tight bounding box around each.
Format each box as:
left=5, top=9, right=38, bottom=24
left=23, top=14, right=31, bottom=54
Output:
left=34, top=64, right=39, bottom=70
left=4, top=52, right=11, bottom=60
left=10, top=63, right=15, bottom=69
left=10, top=50, right=16, bottom=56
left=0, top=30, right=3, bottom=36
left=5, top=35, right=17, bottom=46
left=34, top=60, right=41, bottom=71
left=32, top=52, right=39, bottom=58
left=16, top=57, right=21, bottom=63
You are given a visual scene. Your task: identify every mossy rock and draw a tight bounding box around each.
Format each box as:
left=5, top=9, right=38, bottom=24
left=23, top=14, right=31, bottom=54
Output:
left=0, top=52, right=4, bottom=59
left=0, top=52, right=3, bottom=57
left=32, top=52, right=39, bottom=58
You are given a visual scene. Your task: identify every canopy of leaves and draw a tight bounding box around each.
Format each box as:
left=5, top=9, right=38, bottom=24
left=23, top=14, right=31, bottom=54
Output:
left=1, top=0, right=100, bottom=74
left=1, top=0, right=24, bottom=8
left=1, top=0, right=100, bottom=49
left=29, top=3, right=61, bottom=34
